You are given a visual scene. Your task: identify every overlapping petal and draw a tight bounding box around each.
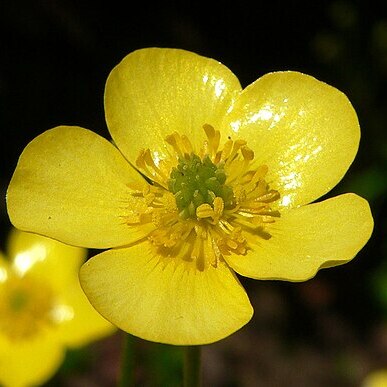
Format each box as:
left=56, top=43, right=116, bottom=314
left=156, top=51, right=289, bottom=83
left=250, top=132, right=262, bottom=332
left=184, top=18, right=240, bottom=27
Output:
left=223, top=71, right=360, bottom=208
left=7, top=126, right=154, bottom=248
left=105, top=47, right=242, bottom=168
left=80, top=242, right=253, bottom=345
left=225, top=194, right=373, bottom=281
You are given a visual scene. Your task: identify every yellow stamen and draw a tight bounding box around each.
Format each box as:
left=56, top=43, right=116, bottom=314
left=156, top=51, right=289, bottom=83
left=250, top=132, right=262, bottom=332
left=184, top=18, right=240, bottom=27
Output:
left=132, top=124, right=281, bottom=269
left=196, top=203, right=213, bottom=219
left=203, top=124, right=221, bottom=156
left=241, top=146, right=254, bottom=161
left=219, top=139, right=233, bottom=162
left=165, top=131, right=193, bottom=157
left=181, top=134, right=194, bottom=154
left=225, top=139, right=247, bottom=167
left=136, top=149, right=169, bottom=187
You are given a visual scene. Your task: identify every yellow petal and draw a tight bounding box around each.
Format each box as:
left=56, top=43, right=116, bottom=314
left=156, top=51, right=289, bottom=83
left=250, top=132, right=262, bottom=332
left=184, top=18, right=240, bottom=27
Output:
left=105, top=47, right=241, bottom=166
left=223, top=71, right=360, bottom=208
left=6, top=228, right=86, bottom=294
left=362, top=369, right=387, bottom=387
left=225, top=194, right=373, bottom=281
left=54, top=278, right=116, bottom=348
left=0, top=333, right=64, bottom=387
left=6, top=229, right=114, bottom=345
left=7, top=126, right=154, bottom=248
left=80, top=242, right=253, bottom=345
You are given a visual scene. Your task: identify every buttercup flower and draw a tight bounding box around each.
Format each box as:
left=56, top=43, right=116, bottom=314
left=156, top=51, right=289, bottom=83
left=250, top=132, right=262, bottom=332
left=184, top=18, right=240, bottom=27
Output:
left=0, top=228, right=114, bottom=387
left=7, top=48, right=373, bottom=345
left=362, top=369, right=387, bottom=387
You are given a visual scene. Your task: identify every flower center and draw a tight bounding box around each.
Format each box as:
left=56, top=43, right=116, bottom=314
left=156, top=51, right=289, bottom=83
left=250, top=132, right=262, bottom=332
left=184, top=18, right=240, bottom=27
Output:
left=0, top=275, right=56, bottom=341
left=168, top=154, right=234, bottom=219
left=130, top=124, right=281, bottom=270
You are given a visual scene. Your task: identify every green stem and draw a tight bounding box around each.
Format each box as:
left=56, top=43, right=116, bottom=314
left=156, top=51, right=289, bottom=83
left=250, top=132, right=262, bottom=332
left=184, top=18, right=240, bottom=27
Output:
left=183, top=345, right=201, bottom=387
left=118, top=332, right=135, bottom=387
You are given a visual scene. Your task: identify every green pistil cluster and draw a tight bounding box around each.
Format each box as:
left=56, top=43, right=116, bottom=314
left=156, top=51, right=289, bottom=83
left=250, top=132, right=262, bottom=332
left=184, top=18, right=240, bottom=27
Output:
left=9, top=290, right=28, bottom=312
left=168, top=154, right=234, bottom=219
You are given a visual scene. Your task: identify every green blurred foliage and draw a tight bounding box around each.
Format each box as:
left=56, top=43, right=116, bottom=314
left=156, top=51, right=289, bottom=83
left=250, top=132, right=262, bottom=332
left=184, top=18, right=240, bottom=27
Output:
left=142, top=343, right=183, bottom=387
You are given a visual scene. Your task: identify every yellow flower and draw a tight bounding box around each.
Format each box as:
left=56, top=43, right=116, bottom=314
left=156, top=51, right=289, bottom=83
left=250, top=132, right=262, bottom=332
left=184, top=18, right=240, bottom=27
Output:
left=0, top=228, right=115, bottom=387
left=362, top=370, right=387, bottom=387
left=7, top=48, right=373, bottom=345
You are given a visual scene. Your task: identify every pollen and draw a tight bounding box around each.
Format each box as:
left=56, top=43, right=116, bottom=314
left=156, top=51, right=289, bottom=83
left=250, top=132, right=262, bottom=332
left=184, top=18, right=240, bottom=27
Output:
left=130, top=124, right=281, bottom=270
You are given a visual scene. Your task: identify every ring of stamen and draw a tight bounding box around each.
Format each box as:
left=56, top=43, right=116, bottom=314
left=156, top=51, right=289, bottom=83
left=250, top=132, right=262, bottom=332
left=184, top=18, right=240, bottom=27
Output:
left=129, top=124, right=281, bottom=270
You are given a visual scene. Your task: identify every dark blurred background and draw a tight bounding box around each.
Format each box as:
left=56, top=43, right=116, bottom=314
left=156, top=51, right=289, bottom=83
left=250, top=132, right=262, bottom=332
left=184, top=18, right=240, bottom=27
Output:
left=1, top=1, right=386, bottom=386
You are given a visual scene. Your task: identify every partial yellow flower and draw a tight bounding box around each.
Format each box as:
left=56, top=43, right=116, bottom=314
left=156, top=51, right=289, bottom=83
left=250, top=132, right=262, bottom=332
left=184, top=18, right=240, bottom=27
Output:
left=362, top=369, right=387, bottom=387
left=7, top=48, right=373, bottom=345
left=0, top=228, right=115, bottom=387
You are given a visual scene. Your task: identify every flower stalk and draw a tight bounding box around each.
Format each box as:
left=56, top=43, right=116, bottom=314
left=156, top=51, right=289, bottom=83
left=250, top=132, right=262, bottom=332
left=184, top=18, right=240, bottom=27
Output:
left=184, top=345, right=201, bottom=387
left=118, top=333, right=135, bottom=387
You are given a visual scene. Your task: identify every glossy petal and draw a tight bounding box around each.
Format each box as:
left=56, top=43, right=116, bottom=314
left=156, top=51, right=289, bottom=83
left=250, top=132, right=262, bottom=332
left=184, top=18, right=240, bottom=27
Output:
left=0, top=333, right=64, bottom=387
left=225, top=194, right=373, bottom=281
left=7, top=126, right=154, bottom=248
left=80, top=242, right=253, bottom=345
left=223, top=71, right=360, bottom=208
left=105, top=47, right=241, bottom=166
left=6, top=228, right=86, bottom=293
left=362, top=369, right=387, bottom=387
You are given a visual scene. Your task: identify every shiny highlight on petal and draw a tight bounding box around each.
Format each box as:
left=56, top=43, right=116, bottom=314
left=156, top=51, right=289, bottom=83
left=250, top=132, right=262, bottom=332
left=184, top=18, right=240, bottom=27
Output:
left=224, top=71, right=360, bottom=208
